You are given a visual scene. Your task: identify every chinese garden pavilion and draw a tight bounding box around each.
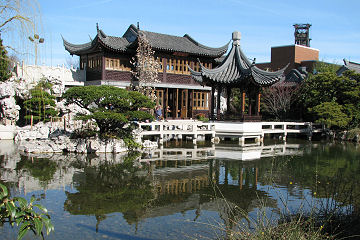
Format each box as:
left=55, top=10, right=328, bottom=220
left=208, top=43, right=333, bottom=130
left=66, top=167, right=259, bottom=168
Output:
left=189, top=32, right=288, bottom=121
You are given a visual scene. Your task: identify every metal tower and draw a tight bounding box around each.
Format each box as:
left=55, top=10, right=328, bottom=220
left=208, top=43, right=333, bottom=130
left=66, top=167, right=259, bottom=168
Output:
left=293, top=24, right=311, bottom=47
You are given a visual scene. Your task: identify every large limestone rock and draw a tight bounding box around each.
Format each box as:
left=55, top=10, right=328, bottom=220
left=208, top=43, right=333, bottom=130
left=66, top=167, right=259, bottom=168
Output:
left=0, top=63, right=85, bottom=126
left=0, top=78, right=21, bottom=123
left=17, top=134, right=129, bottom=154
left=15, top=123, right=50, bottom=142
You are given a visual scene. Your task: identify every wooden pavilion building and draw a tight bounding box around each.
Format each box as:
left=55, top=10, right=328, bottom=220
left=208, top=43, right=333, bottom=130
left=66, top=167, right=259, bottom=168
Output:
left=189, top=32, right=288, bottom=121
left=63, top=24, right=229, bottom=119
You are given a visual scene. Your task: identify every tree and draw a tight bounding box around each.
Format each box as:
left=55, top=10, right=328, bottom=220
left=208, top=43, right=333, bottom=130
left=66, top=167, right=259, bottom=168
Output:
left=63, top=85, right=155, bottom=139
left=0, top=0, right=41, bottom=62
left=261, top=84, right=300, bottom=121
left=0, top=183, right=54, bottom=240
left=309, top=101, right=350, bottom=129
left=131, top=31, right=160, bottom=99
left=299, top=67, right=360, bottom=128
left=0, top=37, right=10, bottom=82
left=23, top=78, right=58, bottom=124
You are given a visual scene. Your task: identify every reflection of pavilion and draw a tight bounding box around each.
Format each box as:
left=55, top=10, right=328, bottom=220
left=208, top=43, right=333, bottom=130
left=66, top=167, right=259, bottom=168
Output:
left=140, top=142, right=303, bottom=162
left=140, top=144, right=215, bottom=162
left=215, top=142, right=303, bottom=161
left=142, top=158, right=277, bottom=238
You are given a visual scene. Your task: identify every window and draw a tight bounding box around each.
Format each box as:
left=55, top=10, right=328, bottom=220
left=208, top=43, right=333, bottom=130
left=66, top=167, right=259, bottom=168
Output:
left=105, top=57, right=131, bottom=71
left=155, top=89, right=164, bottom=107
left=193, top=91, right=209, bottom=110
left=164, top=58, right=192, bottom=75
left=157, top=57, right=163, bottom=72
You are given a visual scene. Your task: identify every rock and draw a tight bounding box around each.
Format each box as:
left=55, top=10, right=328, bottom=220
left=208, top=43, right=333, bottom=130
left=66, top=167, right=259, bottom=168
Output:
left=0, top=79, right=20, bottom=122
left=74, top=139, right=87, bottom=153
left=15, top=124, right=50, bottom=142
left=113, top=139, right=127, bottom=153
left=95, top=139, right=112, bottom=153
left=87, top=138, right=101, bottom=153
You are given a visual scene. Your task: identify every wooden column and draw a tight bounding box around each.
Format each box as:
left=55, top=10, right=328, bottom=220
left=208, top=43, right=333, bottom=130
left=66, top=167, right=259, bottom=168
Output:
left=165, top=88, right=168, bottom=119
left=257, top=92, right=261, bottom=116
left=248, top=92, right=252, bottom=116
left=226, top=87, right=231, bottom=115
left=175, top=88, right=179, bottom=118
left=185, top=89, right=188, bottom=119
left=211, top=86, right=215, bottom=119
left=241, top=91, right=246, bottom=114
left=101, top=55, right=105, bottom=80
left=216, top=86, right=222, bottom=120
left=189, top=89, right=193, bottom=119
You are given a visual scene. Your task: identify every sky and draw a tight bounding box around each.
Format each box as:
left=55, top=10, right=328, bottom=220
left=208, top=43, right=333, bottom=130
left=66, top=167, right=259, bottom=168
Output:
left=7, top=0, right=360, bottom=67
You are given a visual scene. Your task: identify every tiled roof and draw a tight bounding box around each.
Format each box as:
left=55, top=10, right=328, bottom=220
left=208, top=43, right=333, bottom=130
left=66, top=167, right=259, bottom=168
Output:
left=337, top=59, right=360, bottom=76
left=62, top=36, right=95, bottom=54
left=189, top=32, right=288, bottom=87
left=344, top=59, right=360, bottom=73
left=63, top=24, right=228, bottom=57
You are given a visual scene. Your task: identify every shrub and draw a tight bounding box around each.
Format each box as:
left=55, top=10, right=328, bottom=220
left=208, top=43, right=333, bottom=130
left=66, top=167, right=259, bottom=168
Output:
left=0, top=183, right=54, bottom=239
left=195, top=113, right=209, bottom=122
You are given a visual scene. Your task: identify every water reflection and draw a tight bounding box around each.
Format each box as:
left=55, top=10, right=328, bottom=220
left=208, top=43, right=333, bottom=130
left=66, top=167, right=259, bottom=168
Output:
left=0, top=140, right=359, bottom=239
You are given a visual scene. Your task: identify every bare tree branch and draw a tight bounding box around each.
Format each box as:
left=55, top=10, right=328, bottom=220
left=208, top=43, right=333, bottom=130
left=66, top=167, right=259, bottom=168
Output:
left=262, top=84, right=300, bottom=121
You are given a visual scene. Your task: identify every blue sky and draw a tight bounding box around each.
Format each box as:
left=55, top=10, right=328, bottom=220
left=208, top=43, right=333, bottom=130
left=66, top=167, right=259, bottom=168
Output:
left=14, top=0, right=360, bottom=66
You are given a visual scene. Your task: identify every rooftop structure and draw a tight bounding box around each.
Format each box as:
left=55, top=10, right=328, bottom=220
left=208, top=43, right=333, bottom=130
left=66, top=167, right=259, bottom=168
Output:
left=256, top=24, right=319, bottom=83
left=294, top=23, right=311, bottom=47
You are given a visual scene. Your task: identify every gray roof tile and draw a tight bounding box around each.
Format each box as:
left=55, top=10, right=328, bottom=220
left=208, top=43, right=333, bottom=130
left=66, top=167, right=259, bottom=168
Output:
left=189, top=37, right=288, bottom=86
left=63, top=24, right=228, bottom=57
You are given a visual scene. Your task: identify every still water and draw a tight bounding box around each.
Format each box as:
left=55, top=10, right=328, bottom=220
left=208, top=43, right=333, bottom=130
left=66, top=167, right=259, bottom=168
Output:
left=0, top=139, right=359, bottom=239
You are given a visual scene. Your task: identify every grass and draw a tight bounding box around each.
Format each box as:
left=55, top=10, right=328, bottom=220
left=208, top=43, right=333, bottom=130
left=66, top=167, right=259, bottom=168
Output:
left=203, top=157, right=360, bottom=240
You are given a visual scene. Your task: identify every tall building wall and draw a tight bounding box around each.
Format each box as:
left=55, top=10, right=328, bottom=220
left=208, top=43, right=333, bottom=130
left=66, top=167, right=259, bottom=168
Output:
left=294, top=45, right=319, bottom=63
left=270, top=45, right=319, bottom=74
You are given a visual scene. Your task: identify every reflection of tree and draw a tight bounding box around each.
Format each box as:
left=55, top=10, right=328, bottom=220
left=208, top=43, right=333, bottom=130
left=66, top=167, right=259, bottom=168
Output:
left=257, top=143, right=360, bottom=213
left=64, top=153, right=154, bottom=227
left=205, top=160, right=277, bottom=238
left=15, top=155, right=57, bottom=187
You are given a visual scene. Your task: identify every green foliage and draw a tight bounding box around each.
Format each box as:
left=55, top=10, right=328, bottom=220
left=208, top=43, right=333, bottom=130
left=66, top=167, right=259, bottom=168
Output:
left=299, top=66, right=360, bottom=129
left=312, top=61, right=339, bottom=74
left=195, top=113, right=209, bottom=122
left=23, top=78, right=58, bottom=124
left=309, top=102, right=350, bottom=129
left=15, top=157, right=58, bottom=186
left=70, top=128, right=97, bottom=139
left=347, top=128, right=360, bottom=140
left=63, top=85, right=154, bottom=141
left=64, top=153, right=154, bottom=224
left=0, top=38, right=11, bottom=82
left=0, top=183, right=54, bottom=240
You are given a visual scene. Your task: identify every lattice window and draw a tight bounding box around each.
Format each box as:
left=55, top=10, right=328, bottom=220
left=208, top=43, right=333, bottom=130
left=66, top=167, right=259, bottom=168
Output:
left=105, top=57, right=131, bottom=71
left=193, top=91, right=209, bottom=110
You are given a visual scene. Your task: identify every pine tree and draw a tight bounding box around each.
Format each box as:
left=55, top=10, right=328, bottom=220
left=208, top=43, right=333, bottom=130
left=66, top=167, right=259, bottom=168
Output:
left=0, top=38, right=10, bottom=82
left=23, top=78, right=58, bottom=123
left=131, top=31, right=160, bottom=99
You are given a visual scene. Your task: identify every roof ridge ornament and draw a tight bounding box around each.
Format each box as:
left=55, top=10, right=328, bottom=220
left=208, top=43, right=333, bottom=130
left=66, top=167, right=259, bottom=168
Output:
left=232, top=31, right=241, bottom=46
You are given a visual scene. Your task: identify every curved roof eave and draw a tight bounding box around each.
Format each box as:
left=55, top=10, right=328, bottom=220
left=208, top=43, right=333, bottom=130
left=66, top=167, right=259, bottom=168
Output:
left=62, top=35, right=95, bottom=55
left=188, top=65, right=204, bottom=83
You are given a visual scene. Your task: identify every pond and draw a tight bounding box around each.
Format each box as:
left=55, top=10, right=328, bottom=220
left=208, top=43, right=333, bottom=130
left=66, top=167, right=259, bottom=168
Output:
left=0, top=139, right=359, bottom=239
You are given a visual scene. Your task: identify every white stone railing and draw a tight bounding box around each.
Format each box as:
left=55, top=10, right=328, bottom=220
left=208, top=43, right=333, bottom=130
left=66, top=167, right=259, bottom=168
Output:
left=137, top=120, right=215, bottom=143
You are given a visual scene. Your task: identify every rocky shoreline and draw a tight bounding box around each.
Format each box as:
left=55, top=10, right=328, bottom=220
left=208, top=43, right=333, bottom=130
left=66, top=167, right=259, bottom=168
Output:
left=14, top=122, right=157, bottom=154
